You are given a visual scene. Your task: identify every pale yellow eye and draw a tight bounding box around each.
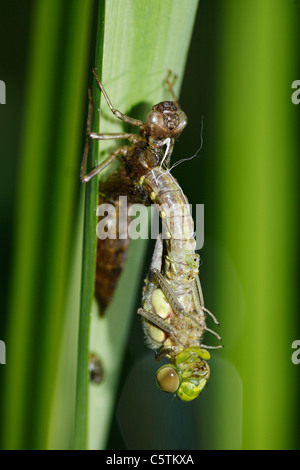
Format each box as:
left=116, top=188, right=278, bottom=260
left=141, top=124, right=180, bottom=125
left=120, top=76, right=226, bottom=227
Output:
left=156, top=365, right=180, bottom=393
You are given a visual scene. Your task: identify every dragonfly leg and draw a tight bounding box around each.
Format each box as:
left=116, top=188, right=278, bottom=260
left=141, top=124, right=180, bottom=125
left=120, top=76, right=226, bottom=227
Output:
left=151, top=268, right=185, bottom=317
left=93, top=69, right=144, bottom=128
left=204, top=326, right=222, bottom=341
left=138, top=307, right=173, bottom=335
left=194, top=274, right=205, bottom=306
left=202, top=306, right=220, bottom=326
left=81, top=146, right=129, bottom=183
left=153, top=269, right=216, bottom=332
left=137, top=308, right=185, bottom=348
left=88, top=131, right=140, bottom=145
left=80, top=75, right=144, bottom=183
left=80, top=87, right=93, bottom=182
left=165, top=70, right=180, bottom=109
left=149, top=235, right=163, bottom=274
left=193, top=276, right=220, bottom=325
left=155, top=346, right=173, bottom=361
left=200, top=344, right=223, bottom=350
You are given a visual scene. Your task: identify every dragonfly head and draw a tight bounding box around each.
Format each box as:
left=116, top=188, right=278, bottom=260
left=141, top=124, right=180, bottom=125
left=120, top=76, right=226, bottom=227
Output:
left=146, top=101, right=187, bottom=140
left=156, top=347, right=210, bottom=401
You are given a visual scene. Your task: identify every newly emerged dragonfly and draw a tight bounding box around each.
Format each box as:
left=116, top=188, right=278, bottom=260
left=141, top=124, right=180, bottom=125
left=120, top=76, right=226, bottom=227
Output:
left=81, top=70, right=221, bottom=401
left=137, top=167, right=221, bottom=401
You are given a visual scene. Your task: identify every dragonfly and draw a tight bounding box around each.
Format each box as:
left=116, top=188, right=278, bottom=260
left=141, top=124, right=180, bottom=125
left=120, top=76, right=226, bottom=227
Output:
left=137, top=167, right=221, bottom=401
left=80, top=70, right=221, bottom=400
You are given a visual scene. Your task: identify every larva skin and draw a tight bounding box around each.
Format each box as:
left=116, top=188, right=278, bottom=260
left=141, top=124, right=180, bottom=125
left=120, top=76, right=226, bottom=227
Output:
left=140, top=167, right=206, bottom=357
left=94, top=167, right=151, bottom=311
left=95, top=195, right=131, bottom=310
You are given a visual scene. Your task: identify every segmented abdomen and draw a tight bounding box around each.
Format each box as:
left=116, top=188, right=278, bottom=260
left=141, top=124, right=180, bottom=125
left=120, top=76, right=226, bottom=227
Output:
left=140, top=167, right=206, bottom=355
left=95, top=195, right=131, bottom=311
left=142, top=167, right=199, bottom=287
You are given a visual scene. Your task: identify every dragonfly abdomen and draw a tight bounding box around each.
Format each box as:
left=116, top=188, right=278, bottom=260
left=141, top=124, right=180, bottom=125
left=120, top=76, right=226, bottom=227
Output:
left=142, top=167, right=199, bottom=285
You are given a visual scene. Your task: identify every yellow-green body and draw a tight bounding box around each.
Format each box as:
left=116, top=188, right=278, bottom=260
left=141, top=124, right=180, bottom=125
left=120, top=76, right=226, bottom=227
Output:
left=140, top=167, right=211, bottom=401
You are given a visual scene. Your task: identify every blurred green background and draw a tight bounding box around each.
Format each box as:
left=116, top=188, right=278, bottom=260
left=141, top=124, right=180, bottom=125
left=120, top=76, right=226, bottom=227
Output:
left=0, top=0, right=299, bottom=450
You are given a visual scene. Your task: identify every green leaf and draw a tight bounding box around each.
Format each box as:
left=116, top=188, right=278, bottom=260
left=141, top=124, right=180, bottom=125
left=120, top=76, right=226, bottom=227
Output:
left=1, top=0, right=93, bottom=450
left=74, top=0, right=199, bottom=450
left=209, top=0, right=298, bottom=450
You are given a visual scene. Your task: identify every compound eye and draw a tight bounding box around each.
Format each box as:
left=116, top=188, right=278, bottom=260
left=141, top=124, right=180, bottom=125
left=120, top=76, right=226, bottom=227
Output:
left=176, top=111, right=188, bottom=133
left=146, top=111, right=166, bottom=136
left=156, top=365, right=180, bottom=393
